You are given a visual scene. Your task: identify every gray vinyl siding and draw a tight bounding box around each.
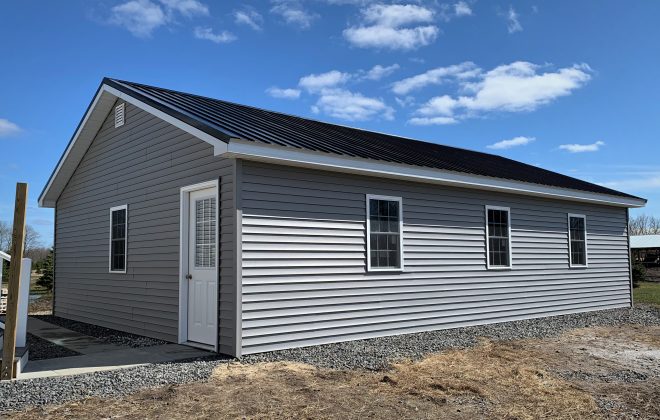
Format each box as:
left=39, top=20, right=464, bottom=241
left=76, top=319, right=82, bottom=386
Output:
left=239, top=161, right=631, bottom=354
left=55, top=101, right=237, bottom=353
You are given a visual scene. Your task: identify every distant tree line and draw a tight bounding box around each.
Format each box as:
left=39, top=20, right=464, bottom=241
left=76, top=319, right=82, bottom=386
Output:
left=629, top=214, right=660, bottom=236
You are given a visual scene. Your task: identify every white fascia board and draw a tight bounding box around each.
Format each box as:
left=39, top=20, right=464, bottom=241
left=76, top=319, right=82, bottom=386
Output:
left=224, top=139, right=646, bottom=208
left=39, top=84, right=229, bottom=208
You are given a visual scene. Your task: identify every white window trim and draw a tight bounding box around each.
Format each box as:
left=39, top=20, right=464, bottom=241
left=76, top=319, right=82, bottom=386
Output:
left=109, top=204, right=128, bottom=274
left=366, top=194, right=404, bottom=272
left=485, top=205, right=513, bottom=270
left=568, top=213, right=588, bottom=268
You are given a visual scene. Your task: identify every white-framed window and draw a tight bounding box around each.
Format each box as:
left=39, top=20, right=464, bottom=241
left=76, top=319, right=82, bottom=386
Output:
left=194, top=196, right=217, bottom=269
left=568, top=213, right=588, bottom=267
left=109, top=205, right=128, bottom=273
left=485, top=205, right=512, bottom=269
left=366, top=194, right=404, bottom=271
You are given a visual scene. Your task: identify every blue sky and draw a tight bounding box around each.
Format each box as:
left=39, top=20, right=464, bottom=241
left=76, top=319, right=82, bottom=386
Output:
left=1, top=0, right=659, bottom=246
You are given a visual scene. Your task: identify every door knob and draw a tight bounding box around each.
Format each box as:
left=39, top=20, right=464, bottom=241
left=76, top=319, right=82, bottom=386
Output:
left=185, top=274, right=193, bottom=280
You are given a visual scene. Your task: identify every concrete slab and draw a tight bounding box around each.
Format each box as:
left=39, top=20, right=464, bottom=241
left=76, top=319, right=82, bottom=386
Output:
left=19, top=344, right=212, bottom=380
left=25, top=318, right=123, bottom=354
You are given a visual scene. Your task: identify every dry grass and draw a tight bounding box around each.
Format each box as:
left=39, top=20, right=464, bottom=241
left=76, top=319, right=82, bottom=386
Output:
left=12, top=338, right=602, bottom=420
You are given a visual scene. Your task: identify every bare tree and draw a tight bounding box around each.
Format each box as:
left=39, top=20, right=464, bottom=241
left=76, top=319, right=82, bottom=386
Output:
left=0, top=221, right=43, bottom=252
left=24, top=225, right=43, bottom=252
left=629, top=214, right=660, bottom=235
left=0, top=221, right=10, bottom=252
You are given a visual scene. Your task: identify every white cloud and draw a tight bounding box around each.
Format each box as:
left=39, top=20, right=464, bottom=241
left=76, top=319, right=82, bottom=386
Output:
left=395, top=96, right=415, bottom=107
left=506, top=6, right=522, bottom=33
left=487, top=136, right=536, bottom=150
left=234, top=7, right=263, bottom=31
left=109, top=0, right=168, bottom=37
left=266, top=87, right=301, bottom=99
left=270, top=0, right=318, bottom=29
left=298, top=70, right=351, bottom=92
left=599, top=175, right=660, bottom=192
left=362, top=64, right=400, bottom=81
left=454, top=1, right=473, bottom=17
left=439, top=1, right=473, bottom=21
left=109, top=0, right=208, bottom=37
left=409, top=61, right=592, bottom=125
left=313, top=89, right=394, bottom=121
left=391, top=62, right=478, bottom=95
left=409, top=116, right=457, bottom=125
left=360, top=3, right=434, bottom=27
left=559, top=141, right=605, bottom=153
left=343, top=4, right=438, bottom=50
left=194, top=27, right=237, bottom=43
left=0, top=119, right=21, bottom=137
left=159, top=0, right=208, bottom=17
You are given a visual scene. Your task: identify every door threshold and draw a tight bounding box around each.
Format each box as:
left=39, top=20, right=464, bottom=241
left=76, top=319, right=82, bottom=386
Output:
left=183, top=341, right=216, bottom=352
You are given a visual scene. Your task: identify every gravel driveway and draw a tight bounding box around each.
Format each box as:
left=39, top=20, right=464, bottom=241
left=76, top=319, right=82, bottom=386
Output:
left=2, top=305, right=659, bottom=413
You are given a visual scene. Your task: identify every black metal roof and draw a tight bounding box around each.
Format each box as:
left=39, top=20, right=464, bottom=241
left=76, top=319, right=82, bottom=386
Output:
left=105, top=78, right=640, bottom=200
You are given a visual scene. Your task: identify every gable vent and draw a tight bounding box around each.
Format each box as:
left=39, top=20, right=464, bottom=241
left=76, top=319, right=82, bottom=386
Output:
left=114, top=103, right=125, bottom=128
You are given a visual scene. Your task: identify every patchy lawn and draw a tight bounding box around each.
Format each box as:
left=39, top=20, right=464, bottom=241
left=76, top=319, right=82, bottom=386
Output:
left=634, top=281, right=660, bottom=306
left=10, top=324, right=660, bottom=420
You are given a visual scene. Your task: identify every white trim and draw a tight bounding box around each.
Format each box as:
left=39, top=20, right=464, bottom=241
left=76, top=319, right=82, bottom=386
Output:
left=568, top=213, right=588, bottom=268
left=38, top=83, right=229, bottom=208
left=102, top=85, right=228, bottom=155
left=485, top=205, right=513, bottom=270
left=108, top=204, right=128, bottom=274
left=39, top=88, right=110, bottom=208
left=178, top=179, right=219, bottom=352
left=225, top=139, right=646, bottom=208
left=366, top=194, right=404, bottom=272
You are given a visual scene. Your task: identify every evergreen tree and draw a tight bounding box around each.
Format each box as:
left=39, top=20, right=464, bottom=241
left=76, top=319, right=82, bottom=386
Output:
left=37, top=249, right=54, bottom=291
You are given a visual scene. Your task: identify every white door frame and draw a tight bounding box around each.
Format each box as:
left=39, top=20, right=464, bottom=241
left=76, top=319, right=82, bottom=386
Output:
left=178, top=179, right=219, bottom=351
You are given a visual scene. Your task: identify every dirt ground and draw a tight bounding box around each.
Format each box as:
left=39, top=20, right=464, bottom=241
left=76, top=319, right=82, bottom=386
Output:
left=10, top=325, right=660, bottom=420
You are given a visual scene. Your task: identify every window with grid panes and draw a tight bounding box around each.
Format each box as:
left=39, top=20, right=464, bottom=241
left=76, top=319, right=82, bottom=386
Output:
left=367, top=196, right=402, bottom=270
left=568, top=215, right=587, bottom=266
left=110, top=206, right=127, bottom=272
left=486, top=207, right=511, bottom=268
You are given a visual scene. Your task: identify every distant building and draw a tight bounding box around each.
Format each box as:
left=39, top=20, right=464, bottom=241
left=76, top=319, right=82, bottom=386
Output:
left=630, top=235, right=660, bottom=266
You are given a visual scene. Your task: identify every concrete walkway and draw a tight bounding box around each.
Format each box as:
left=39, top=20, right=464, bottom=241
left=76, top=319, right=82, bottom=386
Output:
left=21, top=343, right=212, bottom=379
left=17, top=318, right=213, bottom=380
left=26, top=317, right=123, bottom=354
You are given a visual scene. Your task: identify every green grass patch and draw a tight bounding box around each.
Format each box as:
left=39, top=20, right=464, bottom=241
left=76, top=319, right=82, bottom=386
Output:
left=633, top=281, right=660, bottom=306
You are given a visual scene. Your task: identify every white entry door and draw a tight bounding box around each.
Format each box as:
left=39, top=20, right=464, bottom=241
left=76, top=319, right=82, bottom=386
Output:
left=186, top=187, right=218, bottom=346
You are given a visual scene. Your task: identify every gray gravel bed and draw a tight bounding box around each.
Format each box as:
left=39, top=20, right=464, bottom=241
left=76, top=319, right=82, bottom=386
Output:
left=2, top=305, right=659, bottom=413
left=242, top=304, right=660, bottom=370
left=557, top=369, right=650, bottom=383
left=33, top=315, right=167, bottom=348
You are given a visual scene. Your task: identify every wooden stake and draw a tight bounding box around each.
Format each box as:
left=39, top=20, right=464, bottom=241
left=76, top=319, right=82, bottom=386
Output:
left=1, top=183, right=28, bottom=380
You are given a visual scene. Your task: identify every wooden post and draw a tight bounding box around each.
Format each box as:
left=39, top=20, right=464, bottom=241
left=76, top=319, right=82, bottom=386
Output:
left=1, top=183, right=28, bottom=380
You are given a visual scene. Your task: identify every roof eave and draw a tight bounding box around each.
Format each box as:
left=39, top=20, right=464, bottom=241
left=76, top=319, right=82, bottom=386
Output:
left=225, top=138, right=647, bottom=208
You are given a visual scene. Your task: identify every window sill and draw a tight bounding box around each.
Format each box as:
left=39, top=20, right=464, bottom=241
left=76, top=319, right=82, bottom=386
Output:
left=367, top=267, right=405, bottom=273
left=486, top=266, right=512, bottom=270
